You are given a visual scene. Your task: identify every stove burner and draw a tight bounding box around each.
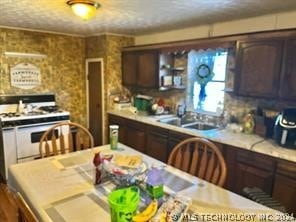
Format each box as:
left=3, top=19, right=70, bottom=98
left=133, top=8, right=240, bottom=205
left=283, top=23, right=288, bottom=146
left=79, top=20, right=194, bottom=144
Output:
left=0, top=112, right=21, bottom=118
left=38, top=105, right=59, bottom=113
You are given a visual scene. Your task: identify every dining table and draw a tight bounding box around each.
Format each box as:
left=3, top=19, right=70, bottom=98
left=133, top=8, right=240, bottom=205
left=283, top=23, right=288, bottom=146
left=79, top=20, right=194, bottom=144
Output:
left=8, top=143, right=285, bottom=222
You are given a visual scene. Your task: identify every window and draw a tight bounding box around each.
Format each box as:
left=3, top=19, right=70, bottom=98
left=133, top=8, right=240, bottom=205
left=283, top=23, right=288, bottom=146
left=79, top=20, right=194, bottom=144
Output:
left=187, top=49, right=228, bottom=115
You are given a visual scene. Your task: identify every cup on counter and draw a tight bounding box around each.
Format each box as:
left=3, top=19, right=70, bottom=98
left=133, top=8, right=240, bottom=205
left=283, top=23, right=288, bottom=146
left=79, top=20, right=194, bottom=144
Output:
left=109, top=125, right=119, bottom=150
left=108, top=186, right=140, bottom=222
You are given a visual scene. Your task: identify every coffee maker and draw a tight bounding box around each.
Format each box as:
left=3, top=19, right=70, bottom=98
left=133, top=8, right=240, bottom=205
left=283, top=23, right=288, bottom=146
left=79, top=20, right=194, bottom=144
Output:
left=274, top=108, right=296, bottom=149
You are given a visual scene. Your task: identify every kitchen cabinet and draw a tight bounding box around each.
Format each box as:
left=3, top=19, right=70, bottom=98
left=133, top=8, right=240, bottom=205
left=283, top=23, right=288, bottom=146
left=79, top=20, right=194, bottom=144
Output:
left=272, top=160, right=296, bottom=214
left=146, top=125, right=169, bottom=162
left=122, top=50, right=159, bottom=88
left=235, top=39, right=284, bottom=98
left=124, top=120, right=147, bottom=153
left=122, top=51, right=137, bottom=86
left=108, top=114, right=146, bottom=152
left=230, top=148, right=276, bottom=195
left=279, top=38, right=296, bottom=100
left=108, top=114, right=126, bottom=144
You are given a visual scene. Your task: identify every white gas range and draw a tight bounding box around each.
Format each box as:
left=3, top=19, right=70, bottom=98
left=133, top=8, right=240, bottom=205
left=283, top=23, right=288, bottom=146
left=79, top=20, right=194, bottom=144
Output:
left=0, top=94, right=70, bottom=180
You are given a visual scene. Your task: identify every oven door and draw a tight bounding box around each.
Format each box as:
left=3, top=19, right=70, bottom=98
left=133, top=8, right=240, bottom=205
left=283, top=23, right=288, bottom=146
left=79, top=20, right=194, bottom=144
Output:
left=16, top=122, right=68, bottom=162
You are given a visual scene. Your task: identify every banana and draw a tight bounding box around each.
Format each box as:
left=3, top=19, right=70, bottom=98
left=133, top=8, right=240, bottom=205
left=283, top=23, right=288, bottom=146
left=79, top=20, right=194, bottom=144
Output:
left=159, top=211, right=167, bottom=222
left=132, top=199, right=158, bottom=222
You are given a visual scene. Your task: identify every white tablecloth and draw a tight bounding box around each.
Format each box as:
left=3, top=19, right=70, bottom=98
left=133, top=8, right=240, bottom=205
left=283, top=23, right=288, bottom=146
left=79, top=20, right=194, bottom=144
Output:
left=8, top=143, right=279, bottom=222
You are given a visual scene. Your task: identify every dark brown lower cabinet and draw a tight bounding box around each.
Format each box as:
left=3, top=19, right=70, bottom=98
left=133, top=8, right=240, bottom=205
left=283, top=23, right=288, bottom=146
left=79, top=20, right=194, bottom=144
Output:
left=233, top=149, right=275, bottom=195
left=125, top=120, right=146, bottom=153
left=146, top=126, right=169, bottom=162
left=272, top=161, right=296, bottom=214
left=108, top=114, right=126, bottom=143
left=234, top=163, right=274, bottom=195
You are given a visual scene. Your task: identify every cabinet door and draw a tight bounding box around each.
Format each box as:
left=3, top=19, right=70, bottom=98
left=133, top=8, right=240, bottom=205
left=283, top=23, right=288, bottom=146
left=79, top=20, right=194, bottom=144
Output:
left=122, top=51, right=137, bottom=86
left=108, top=114, right=126, bottom=144
left=231, top=149, right=275, bottom=195
left=125, top=121, right=146, bottom=153
left=146, top=126, right=169, bottom=163
left=235, top=39, right=284, bottom=98
left=137, top=50, right=159, bottom=88
left=272, top=161, right=296, bottom=214
left=279, top=38, right=296, bottom=100
left=234, top=163, right=274, bottom=195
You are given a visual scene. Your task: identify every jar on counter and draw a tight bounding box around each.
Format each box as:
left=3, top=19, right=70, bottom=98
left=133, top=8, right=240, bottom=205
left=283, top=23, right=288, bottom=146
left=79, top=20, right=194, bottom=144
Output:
left=243, top=113, right=255, bottom=134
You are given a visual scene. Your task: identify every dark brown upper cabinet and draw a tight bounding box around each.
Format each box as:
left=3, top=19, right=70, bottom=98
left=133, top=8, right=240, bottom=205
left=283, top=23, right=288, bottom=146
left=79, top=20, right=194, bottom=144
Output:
left=279, top=38, right=296, bottom=100
left=122, top=51, right=137, bottom=86
left=122, top=50, right=159, bottom=88
left=235, top=39, right=284, bottom=98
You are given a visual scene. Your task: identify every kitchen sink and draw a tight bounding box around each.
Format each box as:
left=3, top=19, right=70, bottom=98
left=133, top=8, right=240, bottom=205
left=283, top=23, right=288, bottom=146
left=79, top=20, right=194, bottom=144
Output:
left=183, top=122, right=218, bottom=130
left=158, top=116, right=196, bottom=126
left=158, top=116, right=219, bottom=131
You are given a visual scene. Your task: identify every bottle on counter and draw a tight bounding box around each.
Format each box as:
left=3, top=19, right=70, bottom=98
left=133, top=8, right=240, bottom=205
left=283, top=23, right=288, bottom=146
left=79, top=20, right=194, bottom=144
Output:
left=18, top=100, right=24, bottom=113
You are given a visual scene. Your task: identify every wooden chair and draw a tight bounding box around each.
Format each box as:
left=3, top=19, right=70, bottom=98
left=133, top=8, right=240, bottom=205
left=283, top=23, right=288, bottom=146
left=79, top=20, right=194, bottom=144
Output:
left=168, top=137, right=227, bottom=187
left=39, top=121, right=94, bottom=158
left=1, top=183, right=38, bottom=222
left=15, top=192, right=38, bottom=222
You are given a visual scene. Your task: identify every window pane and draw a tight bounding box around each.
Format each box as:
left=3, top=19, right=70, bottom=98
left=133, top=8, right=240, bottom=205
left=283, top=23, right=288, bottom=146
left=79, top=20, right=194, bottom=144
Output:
left=187, top=49, right=227, bottom=115
left=212, top=51, right=228, bottom=81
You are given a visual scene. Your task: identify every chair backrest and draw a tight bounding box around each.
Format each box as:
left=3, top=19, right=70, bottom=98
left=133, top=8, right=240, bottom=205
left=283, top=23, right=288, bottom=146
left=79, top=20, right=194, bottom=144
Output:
left=15, top=192, right=39, bottom=222
left=168, top=137, right=227, bottom=187
left=2, top=184, right=38, bottom=222
left=39, top=121, right=94, bottom=158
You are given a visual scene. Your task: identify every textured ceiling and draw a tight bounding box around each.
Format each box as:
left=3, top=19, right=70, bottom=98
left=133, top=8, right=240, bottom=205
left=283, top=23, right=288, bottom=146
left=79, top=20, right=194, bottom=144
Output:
left=0, top=0, right=296, bottom=36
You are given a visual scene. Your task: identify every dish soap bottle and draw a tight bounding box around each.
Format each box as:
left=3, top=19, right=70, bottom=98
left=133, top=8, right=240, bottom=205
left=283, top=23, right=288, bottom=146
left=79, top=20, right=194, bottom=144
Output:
left=146, top=165, right=164, bottom=200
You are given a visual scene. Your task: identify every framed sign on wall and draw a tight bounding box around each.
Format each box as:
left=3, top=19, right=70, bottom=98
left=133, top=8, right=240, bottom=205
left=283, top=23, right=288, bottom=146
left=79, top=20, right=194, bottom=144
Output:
left=10, top=63, right=41, bottom=89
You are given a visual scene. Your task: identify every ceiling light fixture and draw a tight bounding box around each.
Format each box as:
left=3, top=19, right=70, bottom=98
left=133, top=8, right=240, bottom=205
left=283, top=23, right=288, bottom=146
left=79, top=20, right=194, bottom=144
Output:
left=66, top=0, right=100, bottom=20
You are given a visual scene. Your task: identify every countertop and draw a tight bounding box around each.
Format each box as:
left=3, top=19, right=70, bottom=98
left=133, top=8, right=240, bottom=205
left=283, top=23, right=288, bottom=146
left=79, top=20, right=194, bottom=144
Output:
left=108, top=110, right=296, bottom=163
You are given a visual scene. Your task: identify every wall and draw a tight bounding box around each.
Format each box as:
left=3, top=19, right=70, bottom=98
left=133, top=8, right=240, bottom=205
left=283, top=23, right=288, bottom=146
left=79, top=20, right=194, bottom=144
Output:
left=134, top=10, right=296, bottom=45
left=86, top=34, right=134, bottom=107
left=86, top=35, right=134, bottom=141
left=0, top=28, right=134, bottom=130
left=0, top=28, right=86, bottom=124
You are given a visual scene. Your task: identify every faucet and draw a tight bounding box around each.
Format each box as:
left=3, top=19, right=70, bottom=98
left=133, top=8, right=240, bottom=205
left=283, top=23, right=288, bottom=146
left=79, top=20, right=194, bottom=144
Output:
left=176, top=104, right=186, bottom=118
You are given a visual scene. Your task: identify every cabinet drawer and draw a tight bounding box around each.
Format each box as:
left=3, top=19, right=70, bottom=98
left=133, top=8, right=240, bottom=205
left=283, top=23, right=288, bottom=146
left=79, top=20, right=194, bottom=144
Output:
left=236, top=149, right=275, bottom=171
left=126, top=119, right=146, bottom=129
left=108, top=114, right=126, bottom=125
left=147, top=125, right=169, bottom=137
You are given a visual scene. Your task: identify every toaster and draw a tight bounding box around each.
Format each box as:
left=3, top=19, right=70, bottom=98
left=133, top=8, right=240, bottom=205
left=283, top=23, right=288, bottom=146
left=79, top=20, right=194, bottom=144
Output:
left=274, top=108, right=296, bottom=149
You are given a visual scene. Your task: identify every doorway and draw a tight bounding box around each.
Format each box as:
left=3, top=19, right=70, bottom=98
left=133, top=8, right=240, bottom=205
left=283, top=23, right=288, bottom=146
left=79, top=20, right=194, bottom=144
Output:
left=86, top=58, right=105, bottom=145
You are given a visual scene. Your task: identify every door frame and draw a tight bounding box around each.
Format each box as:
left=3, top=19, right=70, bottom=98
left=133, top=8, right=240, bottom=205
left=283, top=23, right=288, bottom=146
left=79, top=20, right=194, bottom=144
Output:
left=85, top=58, right=105, bottom=144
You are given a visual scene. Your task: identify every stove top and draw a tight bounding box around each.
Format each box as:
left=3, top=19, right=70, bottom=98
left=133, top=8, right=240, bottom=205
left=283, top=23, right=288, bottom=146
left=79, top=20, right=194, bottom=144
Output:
left=0, top=94, right=70, bottom=127
left=0, top=111, right=70, bottom=128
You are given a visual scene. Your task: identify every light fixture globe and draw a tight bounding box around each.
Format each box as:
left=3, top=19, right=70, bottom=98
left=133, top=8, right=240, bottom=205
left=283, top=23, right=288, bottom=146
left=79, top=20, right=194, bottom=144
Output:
left=67, top=0, right=100, bottom=20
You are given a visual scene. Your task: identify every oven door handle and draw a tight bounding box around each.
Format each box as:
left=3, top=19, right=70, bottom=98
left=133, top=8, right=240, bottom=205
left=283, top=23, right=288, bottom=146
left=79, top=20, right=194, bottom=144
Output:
left=16, top=122, right=62, bottom=130
left=2, top=127, right=15, bottom=131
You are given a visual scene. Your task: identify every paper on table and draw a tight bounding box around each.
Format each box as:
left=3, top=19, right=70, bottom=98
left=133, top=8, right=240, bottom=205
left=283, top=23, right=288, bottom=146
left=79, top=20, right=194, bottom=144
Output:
left=112, top=154, right=142, bottom=168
